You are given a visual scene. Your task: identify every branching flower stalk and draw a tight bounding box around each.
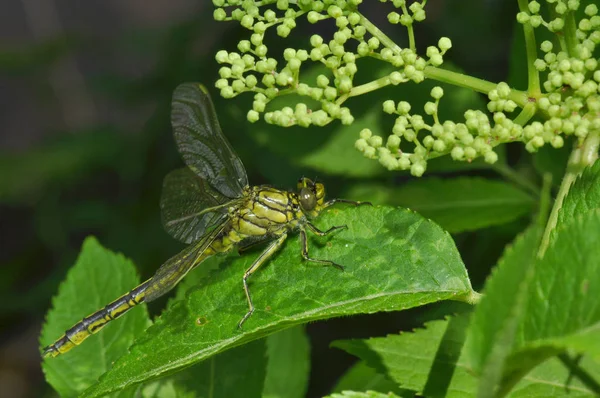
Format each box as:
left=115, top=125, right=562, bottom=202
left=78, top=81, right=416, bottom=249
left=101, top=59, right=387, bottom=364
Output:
left=212, top=0, right=599, bottom=177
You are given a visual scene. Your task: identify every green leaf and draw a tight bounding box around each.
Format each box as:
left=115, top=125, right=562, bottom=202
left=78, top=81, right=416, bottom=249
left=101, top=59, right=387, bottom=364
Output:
left=469, top=210, right=600, bottom=396
left=344, top=178, right=536, bottom=233
left=505, top=211, right=600, bottom=386
left=263, top=326, right=310, bottom=398
left=556, top=160, right=600, bottom=227
left=332, top=361, right=410, bottom=397
left=324, top=391, right=401, bottom=398
left=177, top=339, right=267, bottom=398
left=333, top=316, right=471, bottom=397
left=465, top=225, right=542, bottom=397
left=40, top=237, right=151, bottom=398
left=334, top=317, right=600, bottom=397
left=84, top=205, right=473, bottom=396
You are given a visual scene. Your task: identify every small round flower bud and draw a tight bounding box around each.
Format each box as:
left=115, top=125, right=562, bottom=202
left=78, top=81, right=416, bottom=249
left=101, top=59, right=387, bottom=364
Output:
left=360, top=128, right=372, bottom=140
left=430, top=86, right=444, bottom=99
left=411, top=163, right=425, bottom=177
left=247, top=110, right=260, bottom=122
left=530, top=15, right=542, bottom=27
left=220, top=86, right=234, bottom=98
left=389, top=71, right=403, bottom=85
left=355, top=138, right=369, bottom=151
left=383, top=100, right=396, bottom=114
left=368, top=135, right=383, bottom=148
left=241, top=14, right=254, bottom=29
left=388, top=12, right=400, bottom=24
left=424, top=102, right=437, bottom=115
left=215, top=50, right=229, bottom=63
left=397, top=101, right=411, bottom=114
left=484, top=151, right=498, bottom=164
left=398, top=157, right=410, bottom=170
left=433, top=140, right=446, bottom=152
left=387, top=134, right=401, bottom=150
left=451, top=146, right=464, bottom=160
left=316, top=74, right=329, bottom=88
left=438, top=37, right=452, bottom=51
left=363, top=146, right=376, bottom=159
left=213, top=8, right=227, bottom=21
left=324, top=86, right=337, bottom=101
left=245, top=75, right=257, bottom=88
left=255, top=44, right=267, bottom=57
left=215, top=78, right=228, bottom=89
left=464, top=146, right=477, bottom=159
left=357, top=42, right=370, bottom=56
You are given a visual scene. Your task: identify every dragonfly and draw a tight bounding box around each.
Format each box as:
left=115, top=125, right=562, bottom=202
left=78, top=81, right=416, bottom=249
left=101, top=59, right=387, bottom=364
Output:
left=42, top=83, right=367, bottom=358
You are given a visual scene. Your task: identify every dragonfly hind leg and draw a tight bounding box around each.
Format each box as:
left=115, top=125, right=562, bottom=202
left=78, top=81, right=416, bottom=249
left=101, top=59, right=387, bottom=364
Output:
left=300, top=225, right=345, bottom=271
left=238, top=233, right=288, bottom=329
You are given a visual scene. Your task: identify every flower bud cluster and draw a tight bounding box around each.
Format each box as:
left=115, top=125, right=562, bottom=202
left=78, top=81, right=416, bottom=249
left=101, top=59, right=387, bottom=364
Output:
left=354, top=85, right=526, bottom=176
left=518, top=1, right=600, bottom=151
left=212, top=0, right=445, bottom=131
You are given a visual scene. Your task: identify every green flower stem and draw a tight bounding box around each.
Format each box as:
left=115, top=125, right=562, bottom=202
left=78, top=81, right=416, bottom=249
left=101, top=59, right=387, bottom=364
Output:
left=424, top=66, right=529, bottom=108
left=538, top=131, right=600, bottom=256
left=358, top=11, right=530, bottom=107
left=358, top=11, right=402, bottom=53
left=399, top=2, right=416, bottom=51
left=513, top=101, right=537, bottom=126
left=562, top=11, right=579, bottom=57
left=517, top=0, right=541, bottom=95
left=345, top=75, right=400, bottom=98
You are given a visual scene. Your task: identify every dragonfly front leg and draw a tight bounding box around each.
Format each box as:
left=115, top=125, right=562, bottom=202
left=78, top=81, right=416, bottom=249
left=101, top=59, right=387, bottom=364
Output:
left=305, top=222, right=347, bottom=236
left=300, top=225, right=344, bottom=271
left=239, top=233, right=287, bottom=329
left=323, top=198, right=372, bottom=209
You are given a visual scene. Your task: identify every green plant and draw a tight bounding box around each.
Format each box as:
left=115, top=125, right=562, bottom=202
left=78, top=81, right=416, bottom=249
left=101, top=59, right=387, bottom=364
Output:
left=40, top=1, right=600, bottom=397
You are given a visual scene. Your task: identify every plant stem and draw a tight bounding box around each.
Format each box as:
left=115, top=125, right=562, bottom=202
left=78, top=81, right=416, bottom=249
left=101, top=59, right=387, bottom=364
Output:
left=424, top=67, right=529, bottom=108
left=538, top=132, right=600, bottom=257
left=358, top=12, right=402, bottom=53
left=358, top=11, right=530, bottom=108
left=517, top=0, right=541, bottom=95
left=513, top=102, right=537, bottom=126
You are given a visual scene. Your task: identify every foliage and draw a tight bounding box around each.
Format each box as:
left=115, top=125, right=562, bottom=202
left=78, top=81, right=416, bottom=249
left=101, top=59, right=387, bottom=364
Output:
left=14, top=0, right=598, bottom=397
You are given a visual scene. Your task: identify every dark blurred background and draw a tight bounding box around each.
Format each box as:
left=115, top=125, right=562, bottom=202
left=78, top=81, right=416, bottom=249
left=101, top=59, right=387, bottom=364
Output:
left=0, top=1, right=523, bottom=397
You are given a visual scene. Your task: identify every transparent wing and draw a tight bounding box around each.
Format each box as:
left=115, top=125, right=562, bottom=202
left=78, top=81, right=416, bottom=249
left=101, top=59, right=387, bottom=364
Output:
left=171, top=83, right=248, bottom=199
left=161, top=167, right=242, bottom=244
left=145, top=219, right=229, bottom=302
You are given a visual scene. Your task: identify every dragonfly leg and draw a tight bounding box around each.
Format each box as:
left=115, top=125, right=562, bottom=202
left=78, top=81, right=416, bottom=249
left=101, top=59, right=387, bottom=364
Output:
left=300, top=226, right=344, bottom=271
left=323, top=198, right=372, bottom=209
left=239, top=233, right=288, bottom=329
left=305, top=221, right=347, bottom=236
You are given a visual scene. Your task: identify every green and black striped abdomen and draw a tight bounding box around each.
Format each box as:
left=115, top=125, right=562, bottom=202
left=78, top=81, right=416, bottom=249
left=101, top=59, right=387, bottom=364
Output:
left=42, top=279, right=150, bottom=358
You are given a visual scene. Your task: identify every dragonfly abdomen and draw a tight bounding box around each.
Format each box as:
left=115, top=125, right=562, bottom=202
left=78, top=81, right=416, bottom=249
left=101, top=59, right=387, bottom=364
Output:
left=42, top=279, right=150, bottom=358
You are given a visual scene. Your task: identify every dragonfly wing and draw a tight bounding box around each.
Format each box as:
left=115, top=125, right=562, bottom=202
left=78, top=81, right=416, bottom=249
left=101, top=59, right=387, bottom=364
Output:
left=145, top=219, right=229, bottom=302
left=161, top=167, right=242, bottom=244
left=171, top=83, right=248, bottom=198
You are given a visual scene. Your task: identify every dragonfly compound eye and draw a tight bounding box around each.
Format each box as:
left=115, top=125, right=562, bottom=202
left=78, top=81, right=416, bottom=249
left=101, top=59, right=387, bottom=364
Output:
left=299, top=187, right=317, bottom=211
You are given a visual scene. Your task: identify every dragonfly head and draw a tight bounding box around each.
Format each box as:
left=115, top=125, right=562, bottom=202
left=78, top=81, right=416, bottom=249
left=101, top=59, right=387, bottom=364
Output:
left=297, top=177, right=326, bottom=215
